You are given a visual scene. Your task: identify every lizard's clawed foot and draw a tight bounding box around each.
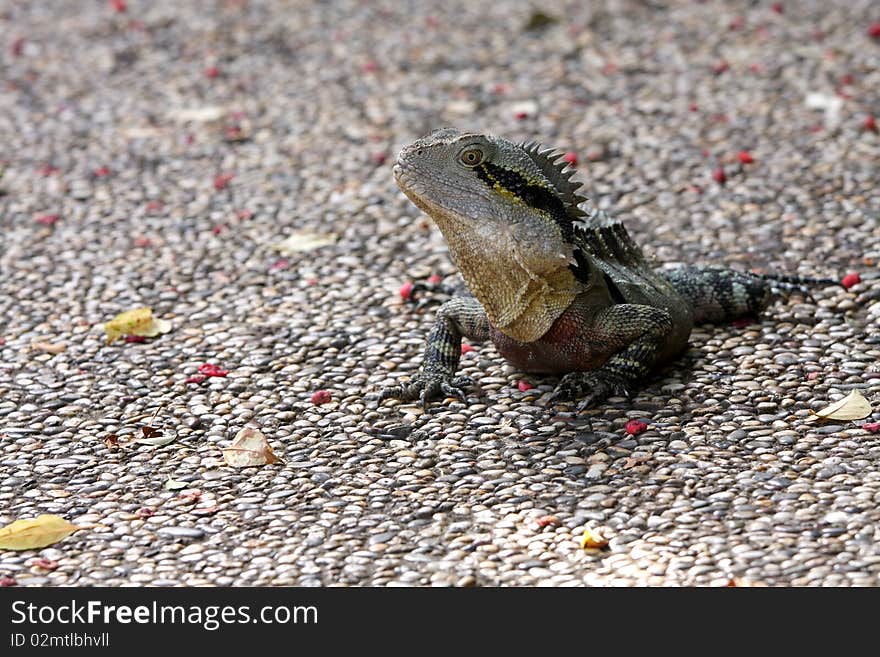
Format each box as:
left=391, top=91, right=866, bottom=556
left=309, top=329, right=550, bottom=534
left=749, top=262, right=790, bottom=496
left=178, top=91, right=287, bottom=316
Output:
left=378, top=374, right=475, bottom=409
left=548, top=372, right=625, bottom=411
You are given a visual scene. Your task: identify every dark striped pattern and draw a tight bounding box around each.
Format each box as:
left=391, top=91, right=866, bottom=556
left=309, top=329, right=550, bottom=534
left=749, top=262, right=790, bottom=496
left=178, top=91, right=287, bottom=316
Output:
left=474, top=162, right=573, bottom=240
left=658, top=265, right=836, bottom=323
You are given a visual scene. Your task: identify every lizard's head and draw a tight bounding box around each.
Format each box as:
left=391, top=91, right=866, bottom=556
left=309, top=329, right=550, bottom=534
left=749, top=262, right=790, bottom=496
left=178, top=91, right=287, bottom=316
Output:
left=394, top=128, right=583, bottom=240
left=394, top=128, right=589, bottom=341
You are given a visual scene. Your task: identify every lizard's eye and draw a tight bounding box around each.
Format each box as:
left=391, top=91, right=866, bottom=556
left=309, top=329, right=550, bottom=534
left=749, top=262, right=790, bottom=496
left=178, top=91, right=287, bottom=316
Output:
left=459, top=147, right=485, bottom=167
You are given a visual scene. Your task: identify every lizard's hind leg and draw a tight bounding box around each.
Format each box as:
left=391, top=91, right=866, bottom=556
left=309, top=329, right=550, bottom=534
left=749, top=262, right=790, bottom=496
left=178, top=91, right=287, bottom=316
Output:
left=659, top=265, right=835, bottom=324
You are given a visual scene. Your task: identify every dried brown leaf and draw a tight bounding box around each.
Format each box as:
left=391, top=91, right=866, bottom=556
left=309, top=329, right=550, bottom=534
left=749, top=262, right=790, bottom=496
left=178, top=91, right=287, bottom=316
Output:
left=223, top=427, right=281, bottom=467
left=31, top=341, right=67, bottom=354
left=136, top=426, right=177, bottom=447
left=273, top=231, right=337, bottom=254
left=811, top=390, right=872, bottom=421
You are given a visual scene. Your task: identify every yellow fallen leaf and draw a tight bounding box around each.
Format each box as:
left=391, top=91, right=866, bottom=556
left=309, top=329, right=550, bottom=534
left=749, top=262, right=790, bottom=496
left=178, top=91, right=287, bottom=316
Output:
left=580, top=526, right=609, bottom=550
left=31, top=341, right=66, bottom=354
left=273, top=231, right=337, bottom=254
left=164, top=477, right=188, bottom=491
left=103, top=307, right=172, bottom=343
left=0, top=514, right=83, bottom=550
left=168, top=106, right=226, bottom=122
left=811, top=389, right=872, bottom=421
left=223, top=427, right=282, bottom=467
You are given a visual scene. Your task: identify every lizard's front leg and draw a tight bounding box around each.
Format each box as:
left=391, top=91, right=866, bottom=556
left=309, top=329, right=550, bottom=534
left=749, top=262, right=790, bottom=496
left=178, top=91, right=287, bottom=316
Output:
left=552, top=304, right=674, bottom=410
left=379, top=295, right=490, bottom=407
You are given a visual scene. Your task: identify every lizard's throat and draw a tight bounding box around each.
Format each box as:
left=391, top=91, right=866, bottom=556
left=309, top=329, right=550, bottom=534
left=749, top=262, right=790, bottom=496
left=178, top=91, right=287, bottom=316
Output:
left=443, top=227, right=582, bottom=344
left=398, top=182, right=582, bottom=342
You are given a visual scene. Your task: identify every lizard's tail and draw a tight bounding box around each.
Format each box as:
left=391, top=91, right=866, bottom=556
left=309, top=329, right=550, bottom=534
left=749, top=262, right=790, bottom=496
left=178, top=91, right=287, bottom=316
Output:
left=753, top=272, right=839, bottom=299
left=659, top=266, right=837, bottom=325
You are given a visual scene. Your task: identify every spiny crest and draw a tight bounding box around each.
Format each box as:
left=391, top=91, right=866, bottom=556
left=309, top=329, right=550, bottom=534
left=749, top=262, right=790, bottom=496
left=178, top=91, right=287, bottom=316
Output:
left=519, top=141, right=589, bottom=221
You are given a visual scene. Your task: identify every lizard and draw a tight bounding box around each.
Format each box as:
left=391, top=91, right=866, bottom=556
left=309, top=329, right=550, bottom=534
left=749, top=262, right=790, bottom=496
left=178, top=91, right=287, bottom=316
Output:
left=379, top=128, right=837, bottom=410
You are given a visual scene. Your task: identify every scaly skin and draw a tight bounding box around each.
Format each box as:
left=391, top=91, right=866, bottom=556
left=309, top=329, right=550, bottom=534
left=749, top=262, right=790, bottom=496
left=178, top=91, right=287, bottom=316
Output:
left=380, top=128, right=836, bottom=410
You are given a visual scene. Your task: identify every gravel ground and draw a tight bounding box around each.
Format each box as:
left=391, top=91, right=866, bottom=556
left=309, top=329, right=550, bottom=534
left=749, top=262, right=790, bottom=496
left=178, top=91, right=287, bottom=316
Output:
left=1, top=0, right=879, bottom=587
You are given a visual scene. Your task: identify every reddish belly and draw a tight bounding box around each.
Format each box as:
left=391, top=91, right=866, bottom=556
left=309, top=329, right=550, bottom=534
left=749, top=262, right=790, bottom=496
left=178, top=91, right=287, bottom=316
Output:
left=490, top=303, right=611, bottom=375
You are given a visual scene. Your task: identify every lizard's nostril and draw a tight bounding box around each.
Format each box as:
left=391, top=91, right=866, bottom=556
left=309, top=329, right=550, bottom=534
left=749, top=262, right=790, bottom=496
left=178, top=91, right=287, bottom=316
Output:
left=416, top=150, right=423, bottom=156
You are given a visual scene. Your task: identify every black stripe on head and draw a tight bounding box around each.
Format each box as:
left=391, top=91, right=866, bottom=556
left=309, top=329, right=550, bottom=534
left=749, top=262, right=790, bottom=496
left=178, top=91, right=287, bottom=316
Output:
left=475, top=162, right=572, bottom=241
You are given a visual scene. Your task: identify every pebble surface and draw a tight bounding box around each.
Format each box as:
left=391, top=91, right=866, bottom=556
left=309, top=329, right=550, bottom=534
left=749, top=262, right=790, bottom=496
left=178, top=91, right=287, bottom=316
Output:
left=1, top=0, right=879, bottom=586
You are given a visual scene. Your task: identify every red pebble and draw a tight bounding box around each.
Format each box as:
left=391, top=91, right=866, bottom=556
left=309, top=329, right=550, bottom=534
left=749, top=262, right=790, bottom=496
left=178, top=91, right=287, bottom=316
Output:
left=38, top=164, right=60, bottom=176
left=311, top=389, right=332, bottom=405
left=270, top=258, right=290, bottom=270
left=185, top=374, right=207, bottom=384
left=841, top=272, right=861, bottom=289
left=370, top=152, right=387, bottom=165
left=211, top=224, right=225, bottom=235
left=124, top=335, right=147, bottom=343
left=729, top=16, right=745, bottom=30
left=362, top=60, right=379, bottom=73
left=839, top=74, right=855, bottom=86
left=535, top=515, right=561, bottom=528
left=712, top=167, right=727, bottom=185
left=35, top=214, right=60, bottom=226
left=198, top=363, right=229, bottom=377
left=213, top=173, right=234, bottom=190
left=688, top=102, right=699, bottom=112
left=517, top=379, right=534, bottom=392
left=180, top=490, right=202, bottom=503
left=11, top=37, right=24, bottom=57
left=514, top=111, right=528, bottom=120
left=771, top=3, right=784, bottom=14
left=863, top=116, right=878, bottom=133
left=868, top=22, right=880, bottom=38
left=863, top=422, right=880, bottom=433
left=737, top=151, right=755, bottom=164
left=460, top=343, right=474, bottom=355
left=204, top=66, right=220, bottom=79
left=236, top=209, right=253, bottom=220
left=110, top=0, right=127, bottom=12
left=625, top=419, right=648, bottom=436
left=563, top=152, right=578, bottom=166
left=136, top=507, right=155, bottom=518
left=0, top=576, right=16, bottom=587
left=399, top=281, right=414, bottom=300
left=491, top=83, right=510, bottom=95
left=807, top=371, right=820, bottom=380
left=224, top=124, right=245, bottom=141
left=145, top=200, right=163, bottom=213
left=427, top=274, right=442, bottom=285
left=133, top=236, right=152, bottom=247
left=31, top=558, right=59, bottom=570
left=0, top=338, right=6, bottom=346
left=93, top=166, right=111, bottom=177
left=713, top=60, right=729, bottom=75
